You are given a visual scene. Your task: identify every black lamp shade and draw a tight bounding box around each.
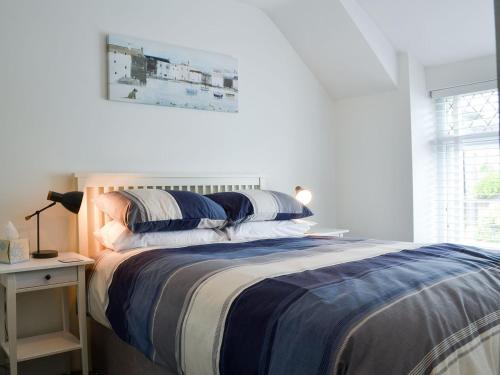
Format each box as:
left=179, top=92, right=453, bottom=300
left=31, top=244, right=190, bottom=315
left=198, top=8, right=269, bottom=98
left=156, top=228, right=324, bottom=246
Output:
left=47, top=191, right=84, bottom=214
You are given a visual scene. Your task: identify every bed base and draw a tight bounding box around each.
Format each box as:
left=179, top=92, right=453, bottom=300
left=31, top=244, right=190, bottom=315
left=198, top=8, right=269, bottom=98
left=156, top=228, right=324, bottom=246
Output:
left=90, top=319, right=175, bottom=375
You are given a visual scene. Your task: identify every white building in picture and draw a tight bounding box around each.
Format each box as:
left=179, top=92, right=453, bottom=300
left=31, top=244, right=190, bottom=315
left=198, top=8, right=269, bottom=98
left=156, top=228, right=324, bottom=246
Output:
left=156, top=61, right=170, bottom=79
left=212, top=71, right=224, bottom=88
left=108, top=45, right=132, bottom=83
left=171, top=64, right=190, bottom=81
left=189, top=70, right=202, bottom=83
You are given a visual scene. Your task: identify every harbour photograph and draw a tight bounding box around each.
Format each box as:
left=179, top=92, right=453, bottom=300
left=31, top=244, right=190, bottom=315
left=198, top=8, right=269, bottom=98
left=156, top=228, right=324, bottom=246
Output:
left=108, top=34, right=239, bottom=113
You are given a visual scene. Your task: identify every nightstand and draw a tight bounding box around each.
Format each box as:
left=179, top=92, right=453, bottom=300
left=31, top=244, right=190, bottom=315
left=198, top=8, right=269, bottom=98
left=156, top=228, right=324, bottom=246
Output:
left=307, top=227, right=349, bottom=237
left=0, top=252, right=94, bottom=375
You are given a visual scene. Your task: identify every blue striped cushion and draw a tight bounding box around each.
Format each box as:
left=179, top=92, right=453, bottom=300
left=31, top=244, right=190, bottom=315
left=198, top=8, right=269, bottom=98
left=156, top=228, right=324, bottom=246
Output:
left=94, top=189, right=227, bottom=233
left=205, top=190, right=313, bottom=224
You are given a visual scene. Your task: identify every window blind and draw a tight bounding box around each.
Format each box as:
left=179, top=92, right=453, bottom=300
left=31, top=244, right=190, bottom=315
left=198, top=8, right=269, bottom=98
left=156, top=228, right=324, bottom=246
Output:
left=434, top=89, right=500, bottom=248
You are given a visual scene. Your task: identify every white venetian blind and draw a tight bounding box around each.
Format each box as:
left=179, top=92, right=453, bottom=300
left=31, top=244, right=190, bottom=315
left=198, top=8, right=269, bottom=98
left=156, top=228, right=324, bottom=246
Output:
left=434, top=88, right=500, bottom=248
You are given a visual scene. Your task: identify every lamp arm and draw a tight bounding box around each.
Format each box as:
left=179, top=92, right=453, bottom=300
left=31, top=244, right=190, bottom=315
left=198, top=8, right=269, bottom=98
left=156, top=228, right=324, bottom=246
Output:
left=24, top=201, right=57, bottom=254
left=25, top=202, right=57, bottom=221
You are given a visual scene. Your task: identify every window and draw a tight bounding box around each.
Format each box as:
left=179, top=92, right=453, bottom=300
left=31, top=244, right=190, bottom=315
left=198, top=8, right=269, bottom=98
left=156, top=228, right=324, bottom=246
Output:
left=434, top=89, right=500, bottom=248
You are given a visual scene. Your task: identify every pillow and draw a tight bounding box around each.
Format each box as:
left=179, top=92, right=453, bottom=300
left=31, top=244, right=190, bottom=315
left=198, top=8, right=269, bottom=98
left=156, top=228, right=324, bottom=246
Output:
left=94, top=189, right=227, bottom=233
left=205, top=189, right=313, bottom=224
left=94, top=220, right=227, bottom=251
left=224, top=219, right=315, bottom=241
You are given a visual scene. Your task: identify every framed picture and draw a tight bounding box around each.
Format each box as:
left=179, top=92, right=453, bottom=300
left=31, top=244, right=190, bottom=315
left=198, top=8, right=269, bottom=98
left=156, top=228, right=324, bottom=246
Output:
left=107, top=34, right=239, bottom=113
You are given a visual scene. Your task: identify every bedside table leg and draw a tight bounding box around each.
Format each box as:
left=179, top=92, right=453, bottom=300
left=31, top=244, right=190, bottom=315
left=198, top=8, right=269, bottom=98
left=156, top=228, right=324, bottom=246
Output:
left=0, top=286, right=5, bottom=346
left=61, top=287, right=71, bottom=374
left=6, top=276, right=17, bottom=375
left=77, top=266, right=88, bottom=375
left=61, top=288, right=69, bottom=332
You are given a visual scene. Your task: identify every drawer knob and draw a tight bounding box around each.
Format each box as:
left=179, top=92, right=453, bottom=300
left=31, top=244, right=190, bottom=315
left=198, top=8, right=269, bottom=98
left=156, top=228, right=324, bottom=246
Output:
left=44, top=274, right=51, bottom=281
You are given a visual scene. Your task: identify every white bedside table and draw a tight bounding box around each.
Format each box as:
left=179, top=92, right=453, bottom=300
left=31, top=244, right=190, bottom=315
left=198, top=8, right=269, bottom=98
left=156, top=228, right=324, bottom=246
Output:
left=0, top=252, right=94, bottom=375
left=306, top=227, right=349, bottom=237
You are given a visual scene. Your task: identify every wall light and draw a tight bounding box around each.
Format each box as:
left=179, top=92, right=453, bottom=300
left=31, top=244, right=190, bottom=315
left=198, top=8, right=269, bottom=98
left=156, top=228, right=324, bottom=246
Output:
left=295, top=186, right=312, bottom=205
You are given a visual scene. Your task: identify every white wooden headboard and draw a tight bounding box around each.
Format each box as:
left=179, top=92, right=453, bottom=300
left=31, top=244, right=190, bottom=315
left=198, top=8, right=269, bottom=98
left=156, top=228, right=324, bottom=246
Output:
left=75, top=173, right=265, bottom=258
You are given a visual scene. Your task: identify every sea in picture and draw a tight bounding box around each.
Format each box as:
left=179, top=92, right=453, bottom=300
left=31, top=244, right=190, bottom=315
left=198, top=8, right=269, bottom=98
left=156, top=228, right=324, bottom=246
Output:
left=107, top=34, right=239, bottom=113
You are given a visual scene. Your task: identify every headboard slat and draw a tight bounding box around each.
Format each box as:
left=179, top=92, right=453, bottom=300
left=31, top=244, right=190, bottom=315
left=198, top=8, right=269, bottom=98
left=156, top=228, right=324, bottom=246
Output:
left=75, top=173, right=264, bottom=258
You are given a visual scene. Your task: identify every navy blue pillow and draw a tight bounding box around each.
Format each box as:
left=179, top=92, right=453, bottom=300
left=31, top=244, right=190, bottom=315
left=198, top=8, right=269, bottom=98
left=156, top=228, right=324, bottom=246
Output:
left=94, top=189, right=227, bottom=233
left=205, top=190, right=312, bottom=224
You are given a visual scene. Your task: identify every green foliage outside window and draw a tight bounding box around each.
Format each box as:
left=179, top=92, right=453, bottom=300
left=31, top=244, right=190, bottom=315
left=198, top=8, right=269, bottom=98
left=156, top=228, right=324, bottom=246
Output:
left=475, top=166, right=500, bottom=199
left=475, top=203, right=500, bottom=243
left=474, top=165, right=500, bottom=243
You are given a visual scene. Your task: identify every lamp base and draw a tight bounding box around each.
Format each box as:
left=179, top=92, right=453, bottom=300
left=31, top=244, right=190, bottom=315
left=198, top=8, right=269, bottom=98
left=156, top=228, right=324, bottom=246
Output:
left=32, top=250, right=58, bottom=259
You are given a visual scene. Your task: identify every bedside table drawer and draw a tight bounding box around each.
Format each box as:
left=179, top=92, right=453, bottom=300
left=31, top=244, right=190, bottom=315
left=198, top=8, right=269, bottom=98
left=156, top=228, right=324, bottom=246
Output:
left=15, top=267, right=77, bottom=289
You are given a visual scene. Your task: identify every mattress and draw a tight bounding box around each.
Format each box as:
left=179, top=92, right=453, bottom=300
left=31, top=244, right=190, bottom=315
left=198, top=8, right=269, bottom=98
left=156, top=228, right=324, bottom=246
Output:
left=88, top=236, right=500, bottom=375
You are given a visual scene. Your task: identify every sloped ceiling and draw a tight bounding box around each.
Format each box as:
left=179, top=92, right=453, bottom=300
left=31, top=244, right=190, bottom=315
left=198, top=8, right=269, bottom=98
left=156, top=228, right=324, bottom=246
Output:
left=238, top=0, right=399, bottom=99
left=236, top=0, right=496, bottom=99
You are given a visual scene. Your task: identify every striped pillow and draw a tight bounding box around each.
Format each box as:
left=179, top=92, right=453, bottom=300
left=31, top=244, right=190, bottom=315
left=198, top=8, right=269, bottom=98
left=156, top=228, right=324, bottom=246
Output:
left=94, top=189, right=227, bottom=233
left=205, top=190, right=313, bottom=224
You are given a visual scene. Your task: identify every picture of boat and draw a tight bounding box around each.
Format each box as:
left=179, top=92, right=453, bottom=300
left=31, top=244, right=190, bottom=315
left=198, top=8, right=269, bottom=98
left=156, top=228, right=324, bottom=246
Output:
left=108, top=34, right=238, bottom=112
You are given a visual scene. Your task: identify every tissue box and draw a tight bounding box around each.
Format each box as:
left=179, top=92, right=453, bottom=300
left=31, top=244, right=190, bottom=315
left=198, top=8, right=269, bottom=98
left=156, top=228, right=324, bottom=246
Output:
left=0, top=239, right=30, bottom=264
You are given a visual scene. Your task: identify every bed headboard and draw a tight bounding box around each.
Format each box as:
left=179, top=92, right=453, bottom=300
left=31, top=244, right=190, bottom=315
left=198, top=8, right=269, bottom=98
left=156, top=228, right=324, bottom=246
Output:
left=75, top=173, right=265, bottom=258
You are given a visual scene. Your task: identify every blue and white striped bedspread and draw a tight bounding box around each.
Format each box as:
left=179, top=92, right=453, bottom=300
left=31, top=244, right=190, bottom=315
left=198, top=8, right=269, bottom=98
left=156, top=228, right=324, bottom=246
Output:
left=88, top=237, right=500, bottom=375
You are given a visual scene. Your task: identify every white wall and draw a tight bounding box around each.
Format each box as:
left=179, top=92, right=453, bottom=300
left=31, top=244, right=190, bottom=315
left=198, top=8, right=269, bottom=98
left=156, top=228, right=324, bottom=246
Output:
left=332, top=54, right=450, bottom=243
left=0, top=0, right=336, bottom=372
left=426, top=55, right=497, bottom=92
left=0, top=0, right=336, bottom=249
left=408, top=57, right=437, bottom=243
left=333, top=53, right=495, bottom=243
left=333, top=54, right=414, bottom=241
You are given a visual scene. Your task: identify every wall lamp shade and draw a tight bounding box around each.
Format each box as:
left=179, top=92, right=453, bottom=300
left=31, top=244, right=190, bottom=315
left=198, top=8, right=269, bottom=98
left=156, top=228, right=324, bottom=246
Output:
left=295, top=186, right=312, bottom=205
left=25, top=191, right=84, bottom=258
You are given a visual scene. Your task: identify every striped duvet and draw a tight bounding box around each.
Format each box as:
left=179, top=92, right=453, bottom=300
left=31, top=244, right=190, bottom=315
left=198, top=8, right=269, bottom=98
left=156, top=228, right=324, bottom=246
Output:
left=88, top=237, right=500, bottom=375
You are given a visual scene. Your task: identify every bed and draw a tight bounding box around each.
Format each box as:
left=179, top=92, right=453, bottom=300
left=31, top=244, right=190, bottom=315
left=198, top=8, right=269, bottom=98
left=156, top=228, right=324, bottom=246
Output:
left=76, top=174, right=500, bottom=375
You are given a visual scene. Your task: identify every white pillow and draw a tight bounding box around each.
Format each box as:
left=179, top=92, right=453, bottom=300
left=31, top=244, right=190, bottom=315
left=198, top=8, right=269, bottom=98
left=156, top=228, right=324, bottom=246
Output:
left=224, top=219, right=315, bottom=241
left=94, top=220, right=227, bottom=251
